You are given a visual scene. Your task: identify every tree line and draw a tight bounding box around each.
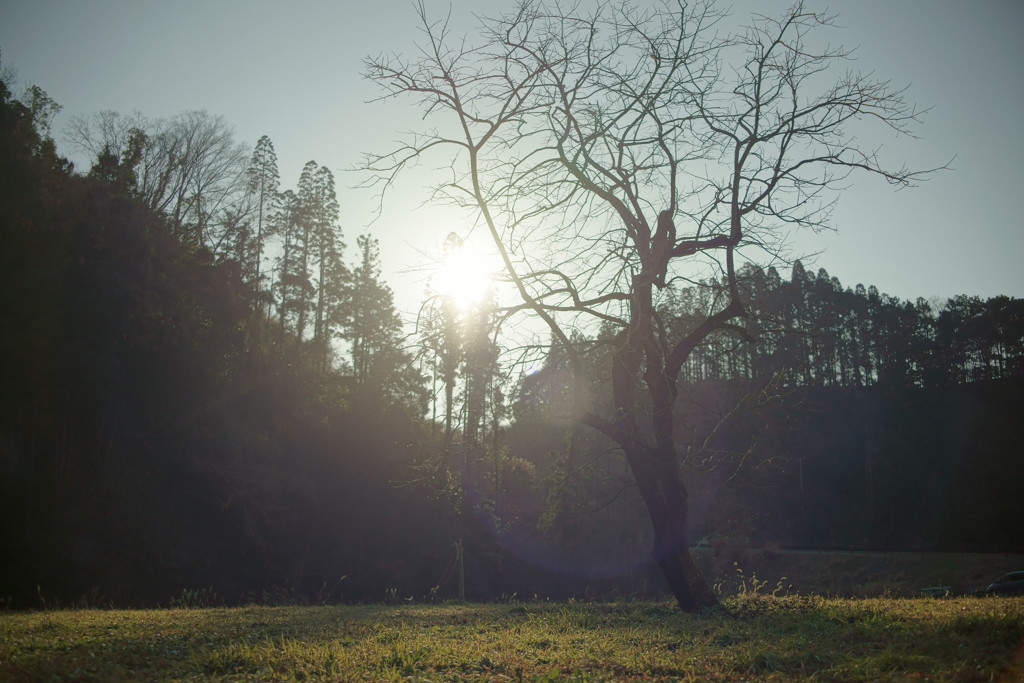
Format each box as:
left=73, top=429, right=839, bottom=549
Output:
left=666, top=262, right=1023, bottom=389
left=64, top=108, right=427, bottom=410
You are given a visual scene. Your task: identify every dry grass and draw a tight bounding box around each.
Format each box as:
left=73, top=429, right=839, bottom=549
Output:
left=1, top=596, right=1022, bottom=681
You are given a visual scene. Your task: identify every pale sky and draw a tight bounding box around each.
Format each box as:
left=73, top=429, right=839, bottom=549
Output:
left=2, top=0, right=1022, bottom=318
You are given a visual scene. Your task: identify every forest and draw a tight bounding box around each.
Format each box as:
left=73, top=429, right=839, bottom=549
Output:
left=1, top=52, right=1022, bottom=610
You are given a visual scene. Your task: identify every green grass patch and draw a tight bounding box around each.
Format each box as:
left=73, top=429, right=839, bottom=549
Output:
left=1, top=596, right=1021, bottom=681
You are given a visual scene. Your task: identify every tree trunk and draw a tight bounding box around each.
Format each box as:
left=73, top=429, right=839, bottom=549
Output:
left=626, top=443, right=720, bottom=613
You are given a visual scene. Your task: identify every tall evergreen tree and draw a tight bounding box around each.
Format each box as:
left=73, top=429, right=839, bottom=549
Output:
left=246, top=135, right=280, bottom=336
left=344, top=235, right=427, bottom=415
left=277, top=160, right=348, bottom=365
left=274, top=189, right=302, bottom=340
left=310, top=165, right=345, bottom=371
left=291, top=160, right=320, bottom=340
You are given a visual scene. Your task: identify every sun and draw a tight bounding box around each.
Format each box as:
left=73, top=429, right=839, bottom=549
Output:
left=433, top=239, right=498, bottom=313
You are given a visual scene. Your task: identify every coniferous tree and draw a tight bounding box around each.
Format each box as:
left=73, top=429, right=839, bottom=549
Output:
left=310, top=165, right=346, bottom=371
left=276, top=160, right=347, bottom=365
left=290, top=161, right=320, bottom=340
left=420, top=293, right=461, bottom=446
left=459, top=293, right=500, bottom=448
left=344, top=235, right=427, bottom=415
left=274, top=189, right=302, bottom=340
left=422, top=233, right=469, bottom=447
left=245, top=135, right=280, bottom=336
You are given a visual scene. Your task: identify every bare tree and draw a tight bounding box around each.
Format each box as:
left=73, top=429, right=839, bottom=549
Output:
left=67, top=109, right=249, bottom=249
left=65, top=109, right=148, bottom=163
left=363, top=0, right=937, bottom=611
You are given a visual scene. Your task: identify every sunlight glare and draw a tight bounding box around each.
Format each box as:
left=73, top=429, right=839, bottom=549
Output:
left=433, top=242, right=497, bottom=313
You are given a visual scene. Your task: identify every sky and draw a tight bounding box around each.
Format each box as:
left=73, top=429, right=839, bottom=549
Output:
left=2, top=0, right=1023, bottom=320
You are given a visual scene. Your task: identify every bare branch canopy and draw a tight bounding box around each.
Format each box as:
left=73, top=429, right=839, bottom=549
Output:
left=362, top=0, right=940, bottom=612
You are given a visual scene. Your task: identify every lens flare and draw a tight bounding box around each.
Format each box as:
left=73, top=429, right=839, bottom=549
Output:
left=434, top=242, right=496, bottom=312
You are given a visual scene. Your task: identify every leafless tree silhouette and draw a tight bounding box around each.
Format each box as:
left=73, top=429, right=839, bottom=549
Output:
left=363, top=0, right=938, bottom=611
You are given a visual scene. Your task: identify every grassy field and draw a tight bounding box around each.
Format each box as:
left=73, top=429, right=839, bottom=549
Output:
left=2, top=595, right=1022, bottom=681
